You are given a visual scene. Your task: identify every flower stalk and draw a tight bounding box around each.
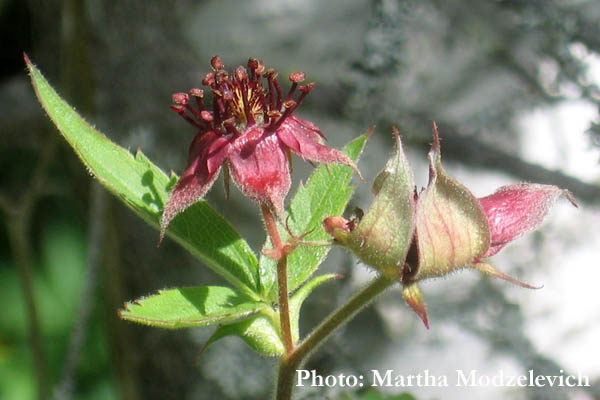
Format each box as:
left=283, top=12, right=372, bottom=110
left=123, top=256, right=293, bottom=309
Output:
left=275, top=275, right=394, bottom=400
left=261, top=204, right=294, bottom=354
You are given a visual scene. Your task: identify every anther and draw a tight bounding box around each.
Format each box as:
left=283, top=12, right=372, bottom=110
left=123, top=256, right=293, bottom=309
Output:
left=210, top=56, right=224, bottom=70
left=202, top=72, right=215, bottom=86
left=289, top=72, right=305, bottom=83
left=234, top=66, right=248, bottom=82
left=189, top=88, right=204, bottom=98
left=172, top=92, right=189, bottom=105
left=200, top=110, right=214, bottom=123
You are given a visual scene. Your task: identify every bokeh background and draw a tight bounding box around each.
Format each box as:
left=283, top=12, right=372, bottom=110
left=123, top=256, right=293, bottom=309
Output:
left=1, top=1, right=599, bottom=399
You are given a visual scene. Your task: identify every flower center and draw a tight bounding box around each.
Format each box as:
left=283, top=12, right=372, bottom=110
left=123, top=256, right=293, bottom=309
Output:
left=170, top=56, right=315, bottom=139
left=230, top=85, right=265, bottom=129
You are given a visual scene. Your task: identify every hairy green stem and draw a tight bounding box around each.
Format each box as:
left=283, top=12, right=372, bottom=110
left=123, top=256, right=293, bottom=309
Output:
left=275, top=275, right=394, bottom=400
left=261, top=204, right=294, bottom=354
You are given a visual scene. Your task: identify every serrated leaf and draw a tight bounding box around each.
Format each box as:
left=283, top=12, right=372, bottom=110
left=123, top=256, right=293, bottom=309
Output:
left=118, top=286, right=265, bottom=328
left=289, top=274, right=338, bottom=342
left=202, top=314, right=284, bottom=357
left=26, top=56, right=260, bottom=298
left=259, top=133, right=369, bottom=300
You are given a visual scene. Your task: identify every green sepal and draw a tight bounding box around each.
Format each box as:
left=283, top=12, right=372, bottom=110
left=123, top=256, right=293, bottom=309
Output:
left=201, top=313, right=285, bottom=357
left=118, top=286, right=266, bottom=329
left=471, top=262, right=541, bottom=289
left=412, top=124, right=490, bottom=281
left=25, top=55, right=260, bottom=298
left=289, top=274, right=340, bottom=342
left=345, top=129, right=415, bottom=278
left=401, top=282, right=429, bottom=329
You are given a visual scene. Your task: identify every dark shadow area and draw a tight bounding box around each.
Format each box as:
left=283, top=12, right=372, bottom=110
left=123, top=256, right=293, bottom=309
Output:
left=141, top=169, right=164, bottom=212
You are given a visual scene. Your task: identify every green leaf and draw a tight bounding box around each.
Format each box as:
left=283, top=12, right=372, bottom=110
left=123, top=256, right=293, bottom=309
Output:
left=259, top=132, right=370, bottom=300
left=202, top=313, right=284, bottom=357
left=26, top=56, right=260, bottom=298
left=289, top=274, right=339, bottom=342
left=118, top=286, right=265, bottom=329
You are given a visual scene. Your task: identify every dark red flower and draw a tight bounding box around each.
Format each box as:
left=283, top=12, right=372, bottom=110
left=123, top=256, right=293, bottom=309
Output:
left=160, top=57, right=359, bottom=242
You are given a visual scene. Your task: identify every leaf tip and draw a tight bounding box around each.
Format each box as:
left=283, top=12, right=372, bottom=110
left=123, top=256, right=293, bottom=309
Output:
left=23, top=52, right=31, bottom=66
left=117, top=308, right=127, bottom=320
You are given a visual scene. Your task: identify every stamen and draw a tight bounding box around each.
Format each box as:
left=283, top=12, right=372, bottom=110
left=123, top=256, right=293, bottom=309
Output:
left=189, top=88, right=205, bottom=112
left=268, top=100, right=296, bottom=132
left=202, top=72, right=215, bottom=87
left=215, top=70, right=228, bottom=86
left=235, top=66, right=255, bottom=126
left=285, top=72, right=305, bottom=102
left=251, top=79, right=269, bottom=123
left=265, top=70, right=276, bottom=110
left=172, top=92, right=189, bottom=105
left=212, top=90, right=227, bottom=125
left=210, top=56, right=224, bottom=71
left=289, top=72, right=305, bottom=83
left=223, top=117, right=241, bottom=137
left=234, top=65, right=247, bottom=82
left=170, top=105, right=203, bottom=129
left=189, top=88, right=204, bottom=97
left=200, top=110, right=213, bottom=124
left=266, top=69, right=282, bottom=110
left=296, top=83, right=315, bottom=107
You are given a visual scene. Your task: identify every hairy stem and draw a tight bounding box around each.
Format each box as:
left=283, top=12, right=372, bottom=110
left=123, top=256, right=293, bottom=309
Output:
left=261, top=204, right=293, bottom=354
left=275, top=275, right=394, bottom=400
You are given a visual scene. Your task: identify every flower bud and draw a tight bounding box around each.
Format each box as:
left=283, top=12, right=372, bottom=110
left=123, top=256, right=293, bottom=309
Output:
left=406, top=123, right=490, bottom=282
left=324, top=127, right=415, bottom=278
left=324, top=123, right=576, bottom=328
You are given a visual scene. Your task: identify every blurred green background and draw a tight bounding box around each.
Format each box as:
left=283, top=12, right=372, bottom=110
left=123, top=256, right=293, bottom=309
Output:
left=1, top=1, right=599, bottom=399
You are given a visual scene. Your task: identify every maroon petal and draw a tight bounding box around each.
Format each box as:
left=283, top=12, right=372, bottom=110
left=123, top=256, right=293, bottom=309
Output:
left=277, top=115, right=361, bottom=178
left=228, top=127, right=291, bottom=218
left=159, top=132, right=230, bottom=243
left=479, top=183, right=577, bottom=257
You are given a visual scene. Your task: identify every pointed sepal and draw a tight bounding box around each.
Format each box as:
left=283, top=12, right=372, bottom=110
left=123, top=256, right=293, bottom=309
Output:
left=329, top=128, right=416, bottom=278
left=412, top=123, right=490, bottom=281
left=402, top=282, right=429, bottom=329
left=471, top=263, right=542, bottom=289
